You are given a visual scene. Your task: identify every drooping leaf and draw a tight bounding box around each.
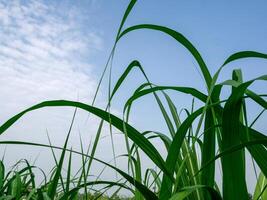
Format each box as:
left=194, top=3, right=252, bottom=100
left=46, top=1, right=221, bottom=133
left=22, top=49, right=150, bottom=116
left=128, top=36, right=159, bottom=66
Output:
left=0, top=100, right=170, bottom=180
left=118, top=24, right=212, bottom=88
left=223, top=51, right=267, bottom=66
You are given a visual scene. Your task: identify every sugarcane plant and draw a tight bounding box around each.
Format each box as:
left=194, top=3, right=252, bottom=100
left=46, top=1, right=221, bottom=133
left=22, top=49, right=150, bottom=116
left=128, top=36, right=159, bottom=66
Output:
left=0, top=0, right=266, bottom=199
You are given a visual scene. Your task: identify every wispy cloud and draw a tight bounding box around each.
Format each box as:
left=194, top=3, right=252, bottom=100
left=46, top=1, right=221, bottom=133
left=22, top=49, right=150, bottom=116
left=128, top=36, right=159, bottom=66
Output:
left=0, top=0, right=114, bottom=166
left=0, top=0, right=102, bottom=115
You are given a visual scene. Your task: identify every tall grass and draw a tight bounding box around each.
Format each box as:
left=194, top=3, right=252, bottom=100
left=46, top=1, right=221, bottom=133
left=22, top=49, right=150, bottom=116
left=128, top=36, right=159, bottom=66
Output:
left=0, top=0, right=267, bottom=199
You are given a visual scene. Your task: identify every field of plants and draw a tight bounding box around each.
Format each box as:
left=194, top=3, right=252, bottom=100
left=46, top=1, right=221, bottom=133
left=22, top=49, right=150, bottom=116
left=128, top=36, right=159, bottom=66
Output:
left=0, top=0, right=267, bottom=199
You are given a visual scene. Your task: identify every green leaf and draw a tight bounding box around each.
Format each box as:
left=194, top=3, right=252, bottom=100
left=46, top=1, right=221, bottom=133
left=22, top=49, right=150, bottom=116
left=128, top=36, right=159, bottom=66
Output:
left=162, top=92, right=181, bottom=130
left=124, top=86, right=207, bottom=113
left=0, top=140, right=158, bottom=200
left=65, top=149, right=72, bottom=194
left=223, top=51, right=267, bottom=66
left=201, top=109, right=215, bottom=191
left=115, top=0, right=138, bottom=40
left=111, top=60, right=146, bottom=100
left=11, top=172, right=22, bottom=200
left=0, top=161, right=5, bottom=189
left=0, top=100, right=170, bottom=180
left=47, top=109, right=77, bottom=199
left=221, top=82, right=251, bottom=200
left=170, top=185, right=222, bottom=200
left=253, top=172, right=267, bottom=200
left=118, top=24, right=212, bottom=88
left=159, top=107, right=204, bottom=200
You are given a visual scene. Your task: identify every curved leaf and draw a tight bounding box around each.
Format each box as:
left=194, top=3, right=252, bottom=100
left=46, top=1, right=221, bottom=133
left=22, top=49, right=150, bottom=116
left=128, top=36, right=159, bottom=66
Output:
left=223, top=51, right=267, bottom=66
left=0, top=100, right=171, bottom=181
left=118, top=24, right=212, bottom=88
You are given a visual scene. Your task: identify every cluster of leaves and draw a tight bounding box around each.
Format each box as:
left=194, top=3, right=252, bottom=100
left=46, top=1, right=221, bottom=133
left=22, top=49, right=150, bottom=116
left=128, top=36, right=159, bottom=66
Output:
left=0, top=0, right=266, bottom=199
left=0, top=158, right=135, bottom=200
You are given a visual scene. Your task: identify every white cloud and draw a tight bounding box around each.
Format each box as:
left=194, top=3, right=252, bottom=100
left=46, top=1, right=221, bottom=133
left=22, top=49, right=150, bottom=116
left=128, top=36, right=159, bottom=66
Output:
left=0, top=1, right=145, bottom=191
left=0, top=0, right=117, bottom=175
left=0, top=0, right=103, bottom=113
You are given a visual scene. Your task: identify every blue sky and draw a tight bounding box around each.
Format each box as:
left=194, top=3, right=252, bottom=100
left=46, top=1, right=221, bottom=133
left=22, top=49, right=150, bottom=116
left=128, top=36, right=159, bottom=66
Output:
left=93, top=0, right=267, bottom=133
left=0, top=0, right=266, bottom=193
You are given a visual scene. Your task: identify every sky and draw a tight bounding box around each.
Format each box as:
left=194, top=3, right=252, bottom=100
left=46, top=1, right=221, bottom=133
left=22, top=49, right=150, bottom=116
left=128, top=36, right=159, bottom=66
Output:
left=0, top=0, right=266, bottom=194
